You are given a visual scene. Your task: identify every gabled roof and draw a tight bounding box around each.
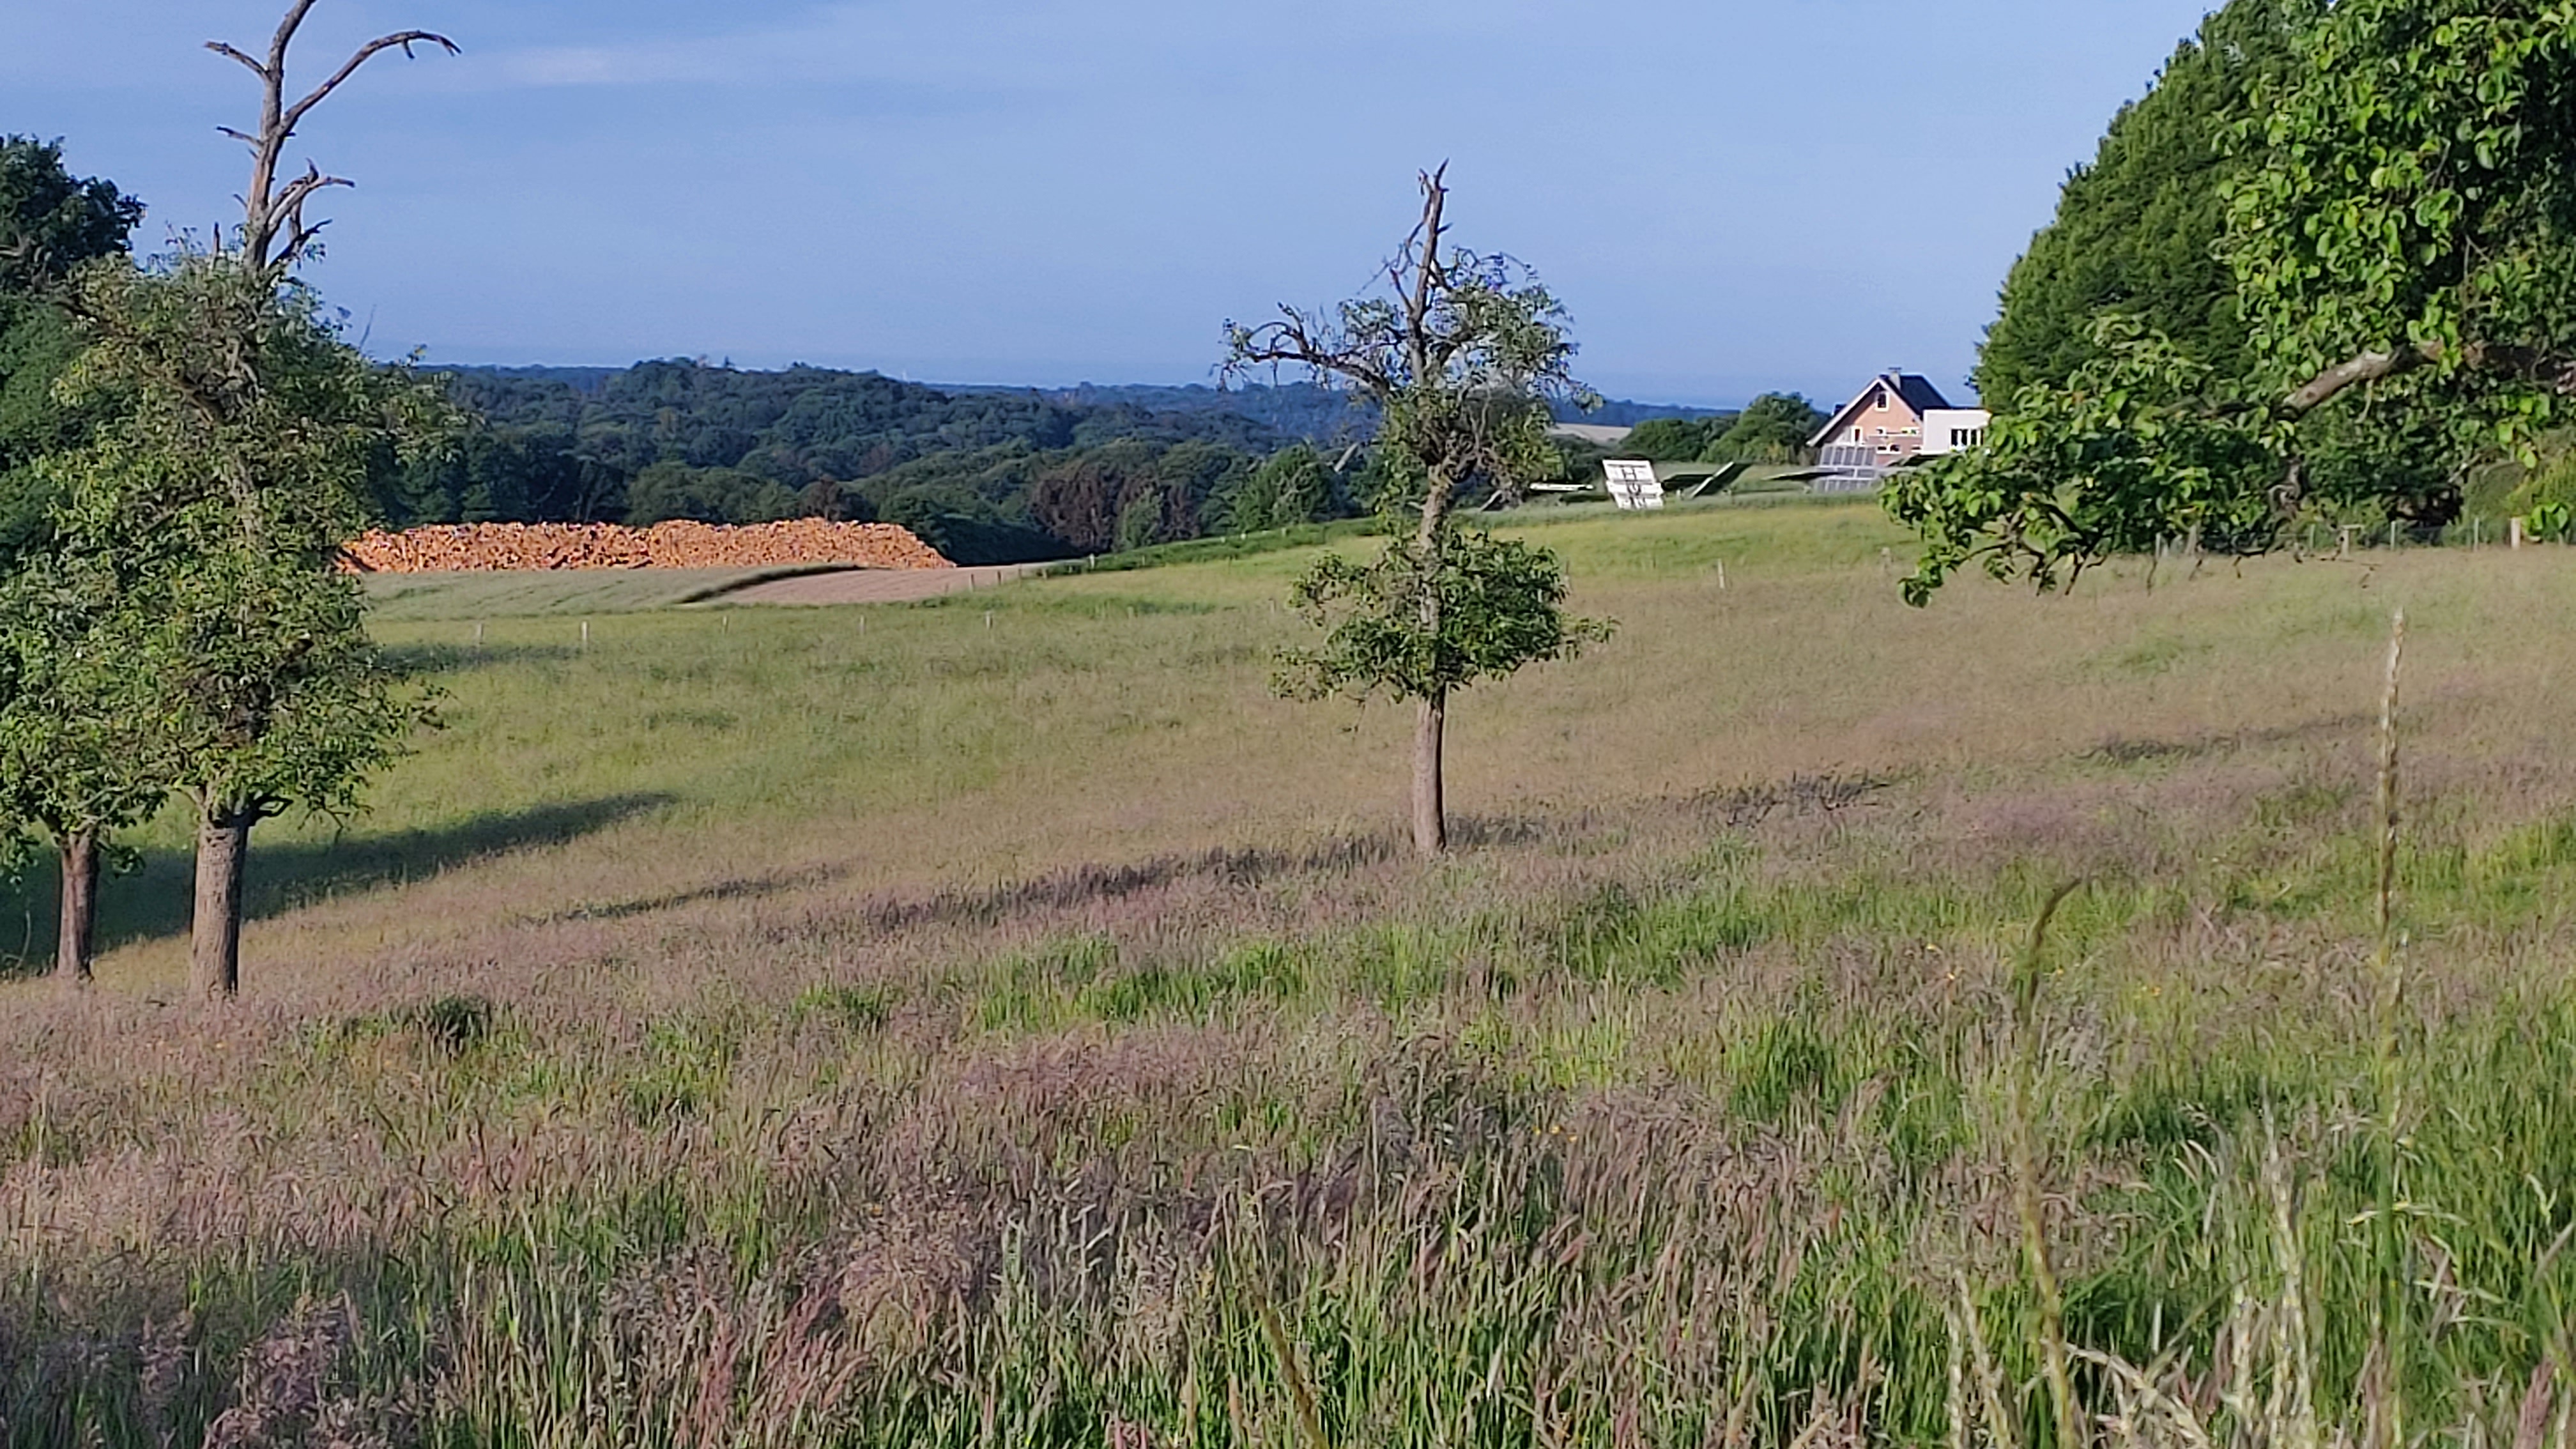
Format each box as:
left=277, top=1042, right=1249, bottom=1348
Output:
left=1807, top=372, right=1957, bottom=448
left=1889, top=374, right=1954, bottom=415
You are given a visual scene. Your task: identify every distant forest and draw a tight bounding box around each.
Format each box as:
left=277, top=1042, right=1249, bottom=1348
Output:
left=947, top=381, right=1728, bottom=441
left=383, top=360, right=1731, bottom=564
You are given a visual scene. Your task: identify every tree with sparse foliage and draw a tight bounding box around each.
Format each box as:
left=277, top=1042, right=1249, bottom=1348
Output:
left=1225, top=169, right=1611, bottom=855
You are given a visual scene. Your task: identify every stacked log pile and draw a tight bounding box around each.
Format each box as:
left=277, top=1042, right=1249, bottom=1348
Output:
left=343, top=520, right=954, bottom=573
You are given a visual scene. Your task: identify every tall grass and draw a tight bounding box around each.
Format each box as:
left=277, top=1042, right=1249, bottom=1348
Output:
left=4, top=507, right=2575, bottom=1443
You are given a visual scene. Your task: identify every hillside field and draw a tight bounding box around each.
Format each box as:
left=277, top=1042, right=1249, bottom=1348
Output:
left=6, top=502, right=2576, bottom=1445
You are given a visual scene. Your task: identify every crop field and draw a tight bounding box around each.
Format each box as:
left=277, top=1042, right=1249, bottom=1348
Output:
left=358, top=567, right=804, bottom=622
left=6, top=501, right=2576, bottom=1445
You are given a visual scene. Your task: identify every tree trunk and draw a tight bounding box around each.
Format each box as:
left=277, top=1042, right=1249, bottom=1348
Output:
left=55, top=830, right=98, bottom=986
left=1411, top=468, right=1452, bottom=857
left=1412, top=690, right=1448, bottom=855
left=190, top=808, right=252, bottom=1001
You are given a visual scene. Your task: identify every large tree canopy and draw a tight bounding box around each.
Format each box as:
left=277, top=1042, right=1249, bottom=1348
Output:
left=1703, top=393, right=1827, bottom=463
left=1976, top=0, right=2319, bottom=401
left=0, top=139, right=143, bottom=566
left=1895, top=0, right=2576, bottom=599
left=2227, top=0, right=2576, bottom=438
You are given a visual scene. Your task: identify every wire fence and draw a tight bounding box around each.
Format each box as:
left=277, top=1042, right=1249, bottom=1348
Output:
left=2281, top=517, right=2566, bottom=554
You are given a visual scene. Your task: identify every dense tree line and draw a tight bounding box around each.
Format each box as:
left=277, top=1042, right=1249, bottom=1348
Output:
left=383, top=362, right=1335, bottom=562
left=994, top=379, right=1721, bottom=442
left=385, top=363, right=1733, bottom=562
left=1615, top=394, right=1827, bottom=463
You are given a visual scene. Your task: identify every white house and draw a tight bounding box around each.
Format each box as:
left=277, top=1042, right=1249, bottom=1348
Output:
left=1807, top=372, right=1988, bottom=486
left=1919, top=408, right=1991, bottom=456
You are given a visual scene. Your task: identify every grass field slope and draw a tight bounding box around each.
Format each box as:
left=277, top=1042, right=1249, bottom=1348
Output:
left=6, top=502, right=2576, bottom=1445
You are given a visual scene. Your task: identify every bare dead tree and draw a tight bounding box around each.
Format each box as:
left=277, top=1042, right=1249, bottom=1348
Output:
left=207, top=0, right=458, bottom=279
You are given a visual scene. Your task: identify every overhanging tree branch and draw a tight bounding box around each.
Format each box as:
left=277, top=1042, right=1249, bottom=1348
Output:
left=2279, top=344, right=2441, bottom=417
left=2276, top=339, right=2576, bottom=420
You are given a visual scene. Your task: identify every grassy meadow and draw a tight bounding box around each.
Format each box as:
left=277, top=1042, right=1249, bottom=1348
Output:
left=6, top=501, right=2576, bottom=1446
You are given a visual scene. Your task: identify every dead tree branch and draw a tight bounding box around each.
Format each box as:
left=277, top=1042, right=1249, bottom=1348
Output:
left=206, top=0, right=457, bottom=276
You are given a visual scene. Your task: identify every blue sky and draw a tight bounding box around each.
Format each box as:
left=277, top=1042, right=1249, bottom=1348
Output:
left=3, top=1, right=2220, bottom=406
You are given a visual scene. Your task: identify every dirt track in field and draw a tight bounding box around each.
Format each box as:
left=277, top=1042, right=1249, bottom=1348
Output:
left=710, top=564, right=1054, bottom=606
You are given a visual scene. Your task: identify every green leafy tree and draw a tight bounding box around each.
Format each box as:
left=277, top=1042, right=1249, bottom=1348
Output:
left=1269, top=445, right=1340, bottom=525
left=2511, top=452, right=2576, bottom=541
left=0, top=141, right=149, bottom=980
left=1225, top=168, right=1611, bottom=855
left=1976, top=0, right=2320, bottom=401
left=1701, top=393, right=1827, bottom=463
left=1886, top=319, right=2281, bottom=601
left=54, top=258, right=444, bottom=998
left=1218, top=459, right=1282, bottom=535
left=0, top=544, right=171, bottom=983
left=0, top=137, right=144, bottom=296
left=1114, top=487, right=1168, bottom=552
left=2223, top=1, right=2576, bottom=448
left=79, top=263, right=445, bottom=997
left=40, top=1, right=456, bottom=999
left=1620, top=417, right=1721, bottom=462
left=1894, top=0, right=2576, bottom=601
left=1, top=137, right=144, bottom=567
left=1220, top=444, right=1340, bottom=533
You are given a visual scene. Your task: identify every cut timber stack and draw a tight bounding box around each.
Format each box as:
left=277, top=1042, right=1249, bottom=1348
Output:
left=343, top=520, right=954, bottom=573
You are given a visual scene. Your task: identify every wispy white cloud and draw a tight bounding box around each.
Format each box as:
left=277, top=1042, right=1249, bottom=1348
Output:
left=446, top=4, right=936, bottom=93
left=492, top=45, right=714, bottom=88
left=438, top=0, right=1452, bottom=96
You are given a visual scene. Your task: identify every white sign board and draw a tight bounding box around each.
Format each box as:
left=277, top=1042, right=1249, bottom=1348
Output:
left=1603, top=458, right=1666, bottom=510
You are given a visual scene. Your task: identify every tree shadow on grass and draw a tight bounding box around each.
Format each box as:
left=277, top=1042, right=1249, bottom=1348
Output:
left=0, top=793, right=677, bottom=977
left=376, top=641, right=590, bottom=676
